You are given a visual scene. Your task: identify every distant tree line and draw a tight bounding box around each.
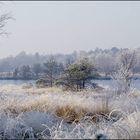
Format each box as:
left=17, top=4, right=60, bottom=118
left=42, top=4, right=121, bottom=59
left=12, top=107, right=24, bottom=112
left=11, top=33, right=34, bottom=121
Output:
left=1, top=47, right=140, bottom=76
left=13, top=56, right=65, bottom=81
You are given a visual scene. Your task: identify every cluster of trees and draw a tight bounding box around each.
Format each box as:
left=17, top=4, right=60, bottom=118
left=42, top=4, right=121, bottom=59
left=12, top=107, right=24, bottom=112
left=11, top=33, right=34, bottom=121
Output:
left=13, top=56, right=65, bottom=80
left=13, top=55, right=99, bottom=91
left=88, top=47, right=139, bottom=76
left=0, top=51, right=76, bottom=72
left=13, top=65, right=33, bottom=79
left=34, top=50, right=137, bottom=93
left=1, top=47, right=140, bottom=76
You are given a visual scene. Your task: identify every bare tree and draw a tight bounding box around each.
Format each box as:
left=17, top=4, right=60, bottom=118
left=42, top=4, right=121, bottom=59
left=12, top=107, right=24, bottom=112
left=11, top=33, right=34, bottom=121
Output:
left=43, top=55, right=58, bottom=87
left=32, top=63, right=41, bottom=78
left=95, top=53, right=116, bottom=76
left=0, top=2, right=14, bottom=36
left=0, top=12, right=13, bottom=36
left=112, top=50, right=137, bottom=94
left=20, top=65, right=32, bottom=79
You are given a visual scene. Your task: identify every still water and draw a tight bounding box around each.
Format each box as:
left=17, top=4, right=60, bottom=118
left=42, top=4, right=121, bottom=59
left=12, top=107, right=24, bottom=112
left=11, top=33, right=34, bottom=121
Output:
left=0, top=79, right=139, bottom=90
left=94, top=79, right=140, bottom=90
left=0, top=80, right=35, bottom=85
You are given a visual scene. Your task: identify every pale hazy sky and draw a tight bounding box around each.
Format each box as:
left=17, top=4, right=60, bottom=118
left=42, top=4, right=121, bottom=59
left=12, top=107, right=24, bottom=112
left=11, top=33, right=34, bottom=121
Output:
left=0, top=1, right=140, bottom=58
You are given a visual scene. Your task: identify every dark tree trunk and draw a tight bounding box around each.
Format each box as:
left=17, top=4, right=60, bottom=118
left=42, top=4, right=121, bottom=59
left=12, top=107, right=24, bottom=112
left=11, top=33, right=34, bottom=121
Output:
left=83, top=80, right=85, bottom=89
left=50, top=76, right=53, bottom=87
left=77, top=83, right=79, bottom=91
left=80, top=81, right=82, bottom=90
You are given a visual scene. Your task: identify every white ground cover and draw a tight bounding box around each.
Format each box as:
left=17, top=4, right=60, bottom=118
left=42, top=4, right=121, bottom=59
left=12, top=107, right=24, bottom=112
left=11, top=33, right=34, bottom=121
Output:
left=0, top=84, right=140, bottom=139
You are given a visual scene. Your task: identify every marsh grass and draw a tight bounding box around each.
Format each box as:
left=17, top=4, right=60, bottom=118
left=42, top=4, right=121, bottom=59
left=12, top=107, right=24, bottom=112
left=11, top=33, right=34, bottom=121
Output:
left=1, top=85, right=140, bottom=139
left=0, top=86, right=112, bottom=124
left=55, top=97, right=111, bottom=123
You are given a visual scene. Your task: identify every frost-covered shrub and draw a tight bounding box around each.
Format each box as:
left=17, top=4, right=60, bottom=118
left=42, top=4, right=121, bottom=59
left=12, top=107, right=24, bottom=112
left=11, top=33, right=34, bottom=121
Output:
left=112, top=50, right=137, bottom=94
left=36, top=78, right=49, bottom=88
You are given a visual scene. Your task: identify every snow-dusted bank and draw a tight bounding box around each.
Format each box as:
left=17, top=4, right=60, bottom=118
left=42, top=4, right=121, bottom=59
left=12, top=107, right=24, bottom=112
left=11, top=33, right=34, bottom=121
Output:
left=0, top=84, right=140, bottom=139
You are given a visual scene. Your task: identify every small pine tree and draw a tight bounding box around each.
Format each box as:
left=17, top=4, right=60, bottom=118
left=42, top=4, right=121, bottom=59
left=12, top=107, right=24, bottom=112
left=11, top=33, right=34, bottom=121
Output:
left=63, top=58, right=96, bottom=91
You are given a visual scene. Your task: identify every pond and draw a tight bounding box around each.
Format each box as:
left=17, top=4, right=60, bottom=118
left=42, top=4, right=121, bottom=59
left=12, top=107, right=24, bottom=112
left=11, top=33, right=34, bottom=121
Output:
left=0, top=79, right=139, bottom=90
left=93, top=79, right=140, bottom=90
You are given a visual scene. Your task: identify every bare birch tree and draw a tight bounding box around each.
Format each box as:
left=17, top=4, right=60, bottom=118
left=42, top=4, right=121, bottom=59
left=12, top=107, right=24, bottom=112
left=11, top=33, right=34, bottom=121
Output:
left=112, top=50, right=137, bottom=94
left=0, top=2, right=13, bottom=36
left=0, top=11, right=13, bottom=36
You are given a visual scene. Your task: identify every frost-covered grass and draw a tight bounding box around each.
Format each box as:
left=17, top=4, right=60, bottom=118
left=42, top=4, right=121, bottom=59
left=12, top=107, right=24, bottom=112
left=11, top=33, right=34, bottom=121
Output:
left=0, top=84, right=140, bottom=139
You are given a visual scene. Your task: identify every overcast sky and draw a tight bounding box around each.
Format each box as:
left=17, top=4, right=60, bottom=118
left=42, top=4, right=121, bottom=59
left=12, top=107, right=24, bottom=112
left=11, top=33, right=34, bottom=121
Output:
left=0, top=1, right=140, bottom=58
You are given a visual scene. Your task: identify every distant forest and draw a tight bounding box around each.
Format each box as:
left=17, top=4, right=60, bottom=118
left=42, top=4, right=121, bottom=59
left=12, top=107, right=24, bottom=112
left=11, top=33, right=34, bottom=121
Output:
left=0, top=47, right=140, bottom=76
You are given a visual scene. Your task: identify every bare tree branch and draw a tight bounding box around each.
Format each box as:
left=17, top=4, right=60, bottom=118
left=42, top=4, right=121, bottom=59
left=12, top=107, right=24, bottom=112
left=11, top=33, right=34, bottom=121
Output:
left=0, top=12, right=14, bottom=36
left=112, top=50, right=137, bottom=94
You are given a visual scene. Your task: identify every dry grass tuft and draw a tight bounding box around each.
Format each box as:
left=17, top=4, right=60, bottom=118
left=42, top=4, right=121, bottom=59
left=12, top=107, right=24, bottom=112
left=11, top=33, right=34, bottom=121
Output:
left=55, top=100, right=111, bottom=123
left=55, top=106, right=86, bottom=123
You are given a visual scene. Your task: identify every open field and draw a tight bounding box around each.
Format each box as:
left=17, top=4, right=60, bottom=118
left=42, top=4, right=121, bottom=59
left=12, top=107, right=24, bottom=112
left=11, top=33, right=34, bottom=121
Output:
left=0, top=84, right=140, bottom=139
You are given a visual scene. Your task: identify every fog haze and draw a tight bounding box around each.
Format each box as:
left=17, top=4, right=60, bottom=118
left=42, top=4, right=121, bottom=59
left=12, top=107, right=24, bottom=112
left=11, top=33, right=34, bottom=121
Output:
left=0, top=1, right=140, bottom=58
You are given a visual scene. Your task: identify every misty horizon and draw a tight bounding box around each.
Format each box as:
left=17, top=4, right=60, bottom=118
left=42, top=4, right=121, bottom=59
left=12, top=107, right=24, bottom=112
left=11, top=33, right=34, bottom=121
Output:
left=0, top=1, right=140, bottom=58
left=0, top=46, right=136, bottom=59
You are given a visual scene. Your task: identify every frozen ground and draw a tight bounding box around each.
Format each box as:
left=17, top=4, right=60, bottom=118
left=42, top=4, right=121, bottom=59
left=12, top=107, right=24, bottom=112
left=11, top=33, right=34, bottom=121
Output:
left=0, top=84, right=140, bottom=139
